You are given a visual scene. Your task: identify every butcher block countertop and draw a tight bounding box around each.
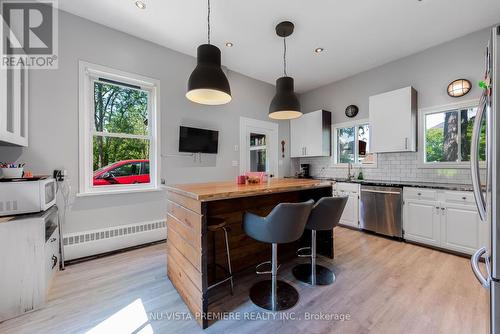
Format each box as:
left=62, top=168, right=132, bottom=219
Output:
left=166, top=178, right=332, bottom=201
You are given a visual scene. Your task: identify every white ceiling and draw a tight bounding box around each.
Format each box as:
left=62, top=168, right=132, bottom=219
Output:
left=59, top=0, right=500, bottom=93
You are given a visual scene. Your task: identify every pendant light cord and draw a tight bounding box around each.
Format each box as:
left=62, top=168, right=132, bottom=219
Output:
left=207, top=0, right=211, bottom=44
left=283, top=37, right=287, bottom=77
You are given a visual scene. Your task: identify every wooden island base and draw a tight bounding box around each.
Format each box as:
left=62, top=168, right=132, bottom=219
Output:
left=166, top=179, right=333, bottom=328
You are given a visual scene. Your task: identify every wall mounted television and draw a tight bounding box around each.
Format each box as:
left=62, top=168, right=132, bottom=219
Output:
left=179, top=126, right=219, bottom=154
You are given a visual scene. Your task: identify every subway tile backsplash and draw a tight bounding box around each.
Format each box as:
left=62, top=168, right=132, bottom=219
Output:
left=294, top=152, right=485, bottom=185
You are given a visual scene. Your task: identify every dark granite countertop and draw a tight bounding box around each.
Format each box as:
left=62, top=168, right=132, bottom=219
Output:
left=310, top=177, right=478, bottom=192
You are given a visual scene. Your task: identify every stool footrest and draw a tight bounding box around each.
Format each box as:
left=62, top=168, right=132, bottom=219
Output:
left=297, top=247, right=312, bottom=258
left=255, top=261, right=280, bottom=275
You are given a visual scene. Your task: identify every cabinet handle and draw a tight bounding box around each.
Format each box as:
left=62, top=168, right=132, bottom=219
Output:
left=417, top=192, right=422, bottom=196
left=405, top=137, right=408, bottom=150
left=462, top=196, right=467, bottom=200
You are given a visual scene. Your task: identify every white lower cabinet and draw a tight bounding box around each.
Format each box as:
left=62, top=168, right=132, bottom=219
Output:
left=404, top=200, right=441, bottom=247
left=333, top=182, right=359, bottom=228
left=403, top=187, right=487, bottom=255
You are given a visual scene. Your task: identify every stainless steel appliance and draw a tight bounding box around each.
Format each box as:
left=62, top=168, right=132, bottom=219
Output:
left=470, top=25, right=500, bottom=334
left=0, top=176, right=56, bottom=216
left=360, top=185, right=402, bottom=238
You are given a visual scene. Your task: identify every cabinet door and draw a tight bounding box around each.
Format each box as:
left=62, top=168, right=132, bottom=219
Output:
left=369, top=87, right=416, bottom=153
left=337, top=192, right=359, bottom=228
left=290, top=117, right=304, bottom=158
left=304, top=111, right=322, bottom=157
left=0, top=66, right=28, bottom=146
left=403, top=200, right=441, bottom=247
left=440, top=204, right=481, bottom=255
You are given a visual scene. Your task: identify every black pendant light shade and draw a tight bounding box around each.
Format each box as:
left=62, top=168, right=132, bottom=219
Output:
left=269, top=76, right=301, bottom=120
left=269, top=21, right=301, bottom=120
left=186, top=44, right=231, bottom=105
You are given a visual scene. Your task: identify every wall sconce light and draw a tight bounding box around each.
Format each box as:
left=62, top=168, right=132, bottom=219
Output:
left=447, top=79, right=471, bottom=97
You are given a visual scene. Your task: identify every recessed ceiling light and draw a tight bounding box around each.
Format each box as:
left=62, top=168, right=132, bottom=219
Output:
left=314, top=47, right=325, bottom=53
left=225, top=42, right=234, bottom=47
left=135, top=1, right=146, bottom=9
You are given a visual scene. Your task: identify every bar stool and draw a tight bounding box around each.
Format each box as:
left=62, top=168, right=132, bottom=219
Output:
left=207, top=217, right=234, bottom=295
left=243, top=200, right=314, bottom=311
left=293, top=197, right=348, bottom=286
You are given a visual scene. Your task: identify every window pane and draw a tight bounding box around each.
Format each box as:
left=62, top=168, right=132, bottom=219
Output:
left=94, top=81, right=149, bottom=136
left=357, top=124, right=370, bottom=163
left=460, top=107, right=486, bottom=162
left=337, top=127, right=355, bottom=163
left=425, top=111, right=459, bottom=162
left=250, top=149, right=267, bottom=172
left=92, top=136, right=150, bottom=186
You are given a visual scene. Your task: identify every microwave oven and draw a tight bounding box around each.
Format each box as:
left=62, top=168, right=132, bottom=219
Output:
left=0, top=177, right=57, bottom=216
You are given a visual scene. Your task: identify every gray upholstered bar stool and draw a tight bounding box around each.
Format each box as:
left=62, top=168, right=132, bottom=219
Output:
left=293, top=197, right=348, bottom=286
left=243, top=200, right=314, bottom=311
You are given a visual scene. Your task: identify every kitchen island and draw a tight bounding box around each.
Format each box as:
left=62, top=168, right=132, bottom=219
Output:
left=165, top=178, right=332, bottom=328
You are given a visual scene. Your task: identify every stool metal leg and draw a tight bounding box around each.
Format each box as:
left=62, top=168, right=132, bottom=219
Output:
left=293, top=229, right=336, bottom=286
left=311, top=230, right=317, bottom=286
left=249, top=243, right=299, bottom=311
left=222, top=227, right=234, bottom=295
left=207, top=225, right=234, bottom=294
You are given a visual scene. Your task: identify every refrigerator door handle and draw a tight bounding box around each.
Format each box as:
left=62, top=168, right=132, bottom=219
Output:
left=470, top=92, right=488, bottom=222
left=471, top=247, right=491, bottom=289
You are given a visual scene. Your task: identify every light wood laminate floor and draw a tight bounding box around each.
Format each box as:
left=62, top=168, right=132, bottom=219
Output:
left=0, top=227, right=489, bottom=334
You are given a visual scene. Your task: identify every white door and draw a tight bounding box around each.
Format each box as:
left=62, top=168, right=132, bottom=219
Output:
left=403, top=200, right=441, bottom=247
left=239, top=117, right=279, bottom=177
left=440, top=204, right=482, bottom=255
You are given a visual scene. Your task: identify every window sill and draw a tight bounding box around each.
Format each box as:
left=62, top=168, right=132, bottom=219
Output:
left=76, top=186, right=165, bottom=197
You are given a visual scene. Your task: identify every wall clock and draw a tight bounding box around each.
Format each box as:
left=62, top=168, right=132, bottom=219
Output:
left=345, top=105, right=359, bottom=118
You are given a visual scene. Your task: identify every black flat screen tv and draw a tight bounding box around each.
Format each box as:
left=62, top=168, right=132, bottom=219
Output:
left=179, top=126, right=219, bottom=154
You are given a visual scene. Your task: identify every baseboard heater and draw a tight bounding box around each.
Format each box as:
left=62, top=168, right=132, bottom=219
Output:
left=63, top=220, right=166, bottom=261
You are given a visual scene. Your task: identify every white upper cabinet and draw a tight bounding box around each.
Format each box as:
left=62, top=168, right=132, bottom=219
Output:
left=290, top=110, right=331, bottom=158
left=0, top=66, right=28, bottom=147
left=369, top=86, right=417, bottom=153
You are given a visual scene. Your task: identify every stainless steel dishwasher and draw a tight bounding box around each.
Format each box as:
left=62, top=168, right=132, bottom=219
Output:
left=360, top=185, right=402, bottom=238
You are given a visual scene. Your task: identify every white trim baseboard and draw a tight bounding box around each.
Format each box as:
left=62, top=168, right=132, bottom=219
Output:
left=63, top=220, right=166, bottom=260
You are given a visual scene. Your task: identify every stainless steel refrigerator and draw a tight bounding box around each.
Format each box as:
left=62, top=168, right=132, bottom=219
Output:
left=470, top=25, right=500, bottom=334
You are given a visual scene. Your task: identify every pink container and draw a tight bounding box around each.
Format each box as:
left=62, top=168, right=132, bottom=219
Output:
left=236, top=175, right=246, bottom=184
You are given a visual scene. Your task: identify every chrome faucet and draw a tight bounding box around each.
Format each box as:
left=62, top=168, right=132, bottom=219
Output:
left=347, top=162, right=354, bottom=180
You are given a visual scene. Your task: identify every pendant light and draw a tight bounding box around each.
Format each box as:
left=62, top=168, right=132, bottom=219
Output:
left=269, top=21, right=302, bottom=120
left=186, top=0, right=231, bottom=105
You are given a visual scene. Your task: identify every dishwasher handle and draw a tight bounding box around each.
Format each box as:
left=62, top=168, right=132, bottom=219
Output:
left=361, top=189, right=401, bottom=195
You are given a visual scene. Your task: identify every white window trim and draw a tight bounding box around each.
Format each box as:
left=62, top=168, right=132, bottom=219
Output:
left=78, top=61, right=161, bottom=196
left=331, top=118, right=377, bottom=169
left=239, top=117, right=279, bottom=178
left=418, top=98, right=485, bottom=169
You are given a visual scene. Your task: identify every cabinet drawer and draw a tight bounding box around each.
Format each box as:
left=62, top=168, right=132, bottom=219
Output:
left=441, top=191, right=476, bottom=206
left=403, top=187, right=437, bottom=201
left=333, top=182, right=359, bottom=194
left=44, top=227, right=59, bottom=291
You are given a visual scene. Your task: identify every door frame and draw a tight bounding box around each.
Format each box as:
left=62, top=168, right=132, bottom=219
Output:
left=239, top=117, right=279, bottom=178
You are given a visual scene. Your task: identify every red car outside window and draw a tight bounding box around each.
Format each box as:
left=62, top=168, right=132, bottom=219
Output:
left=93, top=159, right=150, bottom=186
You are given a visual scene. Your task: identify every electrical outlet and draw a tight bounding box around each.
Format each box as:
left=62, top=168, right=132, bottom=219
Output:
left=232, top=160, right=239, bottom=167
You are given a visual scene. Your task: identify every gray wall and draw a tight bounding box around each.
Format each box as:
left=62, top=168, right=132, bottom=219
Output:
left=300, top=28, right=490, bottom=123
left=0, top=11, right=291, bottom=234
